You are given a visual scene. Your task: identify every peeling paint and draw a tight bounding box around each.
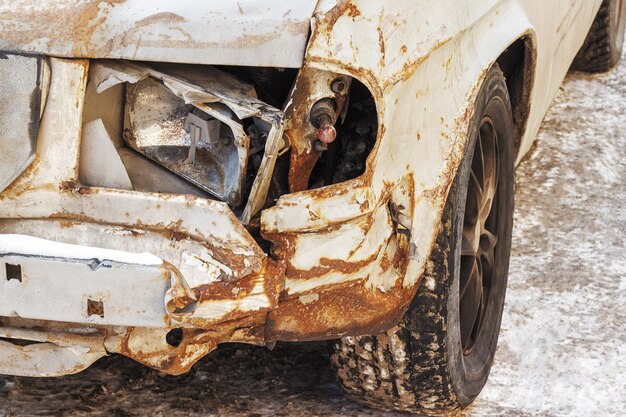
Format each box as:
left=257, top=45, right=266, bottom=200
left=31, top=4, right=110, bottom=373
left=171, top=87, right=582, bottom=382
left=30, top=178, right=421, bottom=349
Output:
left=0, top=1, right=318, bottom=68
left=0, top=0, right=603, bottom=378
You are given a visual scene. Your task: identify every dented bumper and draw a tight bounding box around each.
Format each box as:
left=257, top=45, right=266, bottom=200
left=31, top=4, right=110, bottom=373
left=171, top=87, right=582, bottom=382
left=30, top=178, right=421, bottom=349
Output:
left=0, top=0, right=501, bottom=379
left=0, top=56, right=420, bottom=377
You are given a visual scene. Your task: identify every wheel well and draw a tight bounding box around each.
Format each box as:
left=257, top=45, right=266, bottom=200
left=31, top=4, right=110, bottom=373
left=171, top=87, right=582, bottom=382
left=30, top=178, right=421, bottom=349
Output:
left=496, top=36, right=535, bottom=154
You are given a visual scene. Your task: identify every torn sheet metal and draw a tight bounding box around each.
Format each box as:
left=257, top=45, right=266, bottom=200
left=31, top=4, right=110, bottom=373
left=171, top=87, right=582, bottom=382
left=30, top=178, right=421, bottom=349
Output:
left=264, top=196, right=402, bottom=295
left=0, top=0, right=318, bottom=68
left=262, top=179, right=375, bottom=233
left=92, top=60, right=286, bottom=222
left=167, top=257, right=284, bottom=328
left=91, top=60, right=259, bottom=120
left=0, top=59, right=274, bottom=329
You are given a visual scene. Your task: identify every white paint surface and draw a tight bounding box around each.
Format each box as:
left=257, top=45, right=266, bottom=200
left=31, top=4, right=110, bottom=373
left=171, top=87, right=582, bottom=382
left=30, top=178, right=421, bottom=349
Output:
left=0, top=0, right=318, bottom=68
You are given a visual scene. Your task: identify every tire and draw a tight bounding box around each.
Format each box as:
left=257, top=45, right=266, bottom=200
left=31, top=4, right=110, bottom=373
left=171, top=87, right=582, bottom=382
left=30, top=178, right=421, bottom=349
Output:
left=571, top=0, right=626, bottom=72
left=331, top=64, right=515, bottom=414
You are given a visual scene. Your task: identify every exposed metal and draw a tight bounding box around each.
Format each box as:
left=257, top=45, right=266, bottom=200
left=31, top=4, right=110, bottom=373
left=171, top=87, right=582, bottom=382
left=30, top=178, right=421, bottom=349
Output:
left=283, top=66, right=352, bottom=192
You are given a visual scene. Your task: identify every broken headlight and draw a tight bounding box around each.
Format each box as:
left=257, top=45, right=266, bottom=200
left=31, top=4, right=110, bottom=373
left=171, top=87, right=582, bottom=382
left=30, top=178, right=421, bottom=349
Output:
left=91, top=61, right=286, bottom=223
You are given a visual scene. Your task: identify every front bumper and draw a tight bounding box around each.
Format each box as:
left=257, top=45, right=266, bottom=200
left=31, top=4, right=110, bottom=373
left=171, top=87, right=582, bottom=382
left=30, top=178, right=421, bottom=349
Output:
left=0, top=58, right=419, bottom=377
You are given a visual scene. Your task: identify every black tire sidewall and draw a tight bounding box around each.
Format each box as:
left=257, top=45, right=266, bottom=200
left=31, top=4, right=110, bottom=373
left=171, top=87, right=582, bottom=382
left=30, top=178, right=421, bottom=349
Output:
left=445, top=65, right=515, bottom=406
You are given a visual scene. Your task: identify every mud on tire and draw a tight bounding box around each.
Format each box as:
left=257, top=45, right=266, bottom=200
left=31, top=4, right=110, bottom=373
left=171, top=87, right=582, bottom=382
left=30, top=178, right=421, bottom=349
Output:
left=331, top=64, right=516, bottom=414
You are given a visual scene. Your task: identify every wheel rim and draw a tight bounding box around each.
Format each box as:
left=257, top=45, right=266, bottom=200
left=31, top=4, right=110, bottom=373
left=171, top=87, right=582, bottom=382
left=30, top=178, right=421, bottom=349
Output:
left=459, top=117, right=500, bottom=355
left=617, top=0, right=626, bottom=49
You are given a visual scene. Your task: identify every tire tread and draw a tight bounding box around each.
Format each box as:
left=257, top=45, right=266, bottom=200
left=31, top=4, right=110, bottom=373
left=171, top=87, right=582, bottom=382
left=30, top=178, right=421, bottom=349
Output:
left=571, top=0, right=623, bottom=72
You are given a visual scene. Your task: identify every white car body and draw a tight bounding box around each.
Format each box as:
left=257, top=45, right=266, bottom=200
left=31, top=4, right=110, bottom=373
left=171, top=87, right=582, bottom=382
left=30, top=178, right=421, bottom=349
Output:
left=0, top=0, right=601, bottom=376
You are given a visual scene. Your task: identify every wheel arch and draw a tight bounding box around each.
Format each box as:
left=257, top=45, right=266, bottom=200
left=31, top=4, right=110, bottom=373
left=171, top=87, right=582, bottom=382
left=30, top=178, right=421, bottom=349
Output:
left=496, top=35, right=538, bottom=158
left=261, top=2, right=541, bottom=342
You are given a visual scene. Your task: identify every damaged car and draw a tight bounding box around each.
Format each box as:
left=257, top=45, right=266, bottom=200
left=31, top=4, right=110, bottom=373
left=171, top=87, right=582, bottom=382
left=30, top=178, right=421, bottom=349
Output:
left=0, top=0, right=624, bottom=413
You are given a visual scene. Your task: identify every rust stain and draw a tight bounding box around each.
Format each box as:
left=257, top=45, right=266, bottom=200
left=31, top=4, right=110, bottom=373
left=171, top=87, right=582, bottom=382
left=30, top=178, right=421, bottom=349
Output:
left=284, top=67, right=351, bottom=193
left=117, top=327, right=218, bottom=375
left=321, top=0, right=361, bottom=28
left=345, top=3, right=361, bottom=18
left=0, top=1, right=125, bottom=56
left=77, top=186, right=98, bottom=195
left=383, top=37, right=453, bottom=91
left=286, top=249, right=381, bottom=280
left=0, top=156, right=42, bottom=200
left=168, top=258, right=285, bottom=329
left=288, top=149, right=319, bottom=193
left=0, top=2, right=307, bottom=58
left=266, top=279, right=416, bottom=343
left=377, top=26, right=386, bottom=67
left=117, top=261, right=284, bottom=375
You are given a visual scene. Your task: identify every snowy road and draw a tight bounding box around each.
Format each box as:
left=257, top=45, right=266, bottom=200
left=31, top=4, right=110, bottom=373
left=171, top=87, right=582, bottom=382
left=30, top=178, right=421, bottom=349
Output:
left=1, top=56, right=625, bottom=417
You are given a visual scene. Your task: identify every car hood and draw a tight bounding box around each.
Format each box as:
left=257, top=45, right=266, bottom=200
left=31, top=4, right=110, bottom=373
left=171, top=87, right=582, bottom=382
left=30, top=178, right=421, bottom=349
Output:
left=0, top=0, right=320, bottom=68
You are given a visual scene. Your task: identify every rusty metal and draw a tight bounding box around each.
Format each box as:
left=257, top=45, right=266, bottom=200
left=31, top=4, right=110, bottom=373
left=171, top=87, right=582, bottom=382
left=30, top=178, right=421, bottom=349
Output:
left=283, top=67, right=351, bottom=192
left=310, top=98, right=338, bottom=144
left=0, top=0, right=603, bottom=378
left=266, top=280, right=415, bottom=343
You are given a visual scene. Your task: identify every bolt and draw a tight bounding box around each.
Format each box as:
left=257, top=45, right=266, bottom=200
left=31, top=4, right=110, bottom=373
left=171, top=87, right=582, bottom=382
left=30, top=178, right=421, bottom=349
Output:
left=331, top=79, right=347, bottom=94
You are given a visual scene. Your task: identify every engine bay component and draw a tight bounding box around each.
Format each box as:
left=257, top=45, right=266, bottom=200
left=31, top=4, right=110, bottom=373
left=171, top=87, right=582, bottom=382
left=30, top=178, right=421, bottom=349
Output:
left=91, top=60, right=287, bottom=223
left=281, top=67, right=352, bottom=192
left=0, top=53, right=49, bottom=192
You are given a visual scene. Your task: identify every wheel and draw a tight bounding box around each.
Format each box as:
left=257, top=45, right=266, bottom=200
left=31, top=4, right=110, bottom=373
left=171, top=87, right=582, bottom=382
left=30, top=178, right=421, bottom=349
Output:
left=571, top=0, right=626, bottom=72
left=331, top=64, right=515, bottom=414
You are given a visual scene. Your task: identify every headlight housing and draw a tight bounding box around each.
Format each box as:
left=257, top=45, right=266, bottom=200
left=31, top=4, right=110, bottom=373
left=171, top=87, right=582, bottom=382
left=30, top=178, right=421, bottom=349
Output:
left=90, top=60, right=286, bottom=223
